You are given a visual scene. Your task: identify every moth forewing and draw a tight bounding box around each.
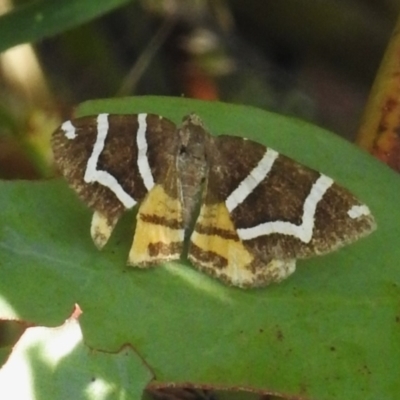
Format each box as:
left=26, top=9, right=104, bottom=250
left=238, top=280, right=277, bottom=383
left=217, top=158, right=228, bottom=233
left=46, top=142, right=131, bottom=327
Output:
left=52, top=112, right=181, bottom=258
left=208, top=139, right=375, bottom=259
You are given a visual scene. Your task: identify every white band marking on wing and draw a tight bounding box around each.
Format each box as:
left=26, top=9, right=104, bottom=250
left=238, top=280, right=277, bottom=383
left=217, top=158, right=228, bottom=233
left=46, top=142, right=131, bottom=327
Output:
left=348, top=204, right=370, bottom=219
left=226, top=148, right=279, bottom=213
left=84, top=113, right=136, bottom=209
left=136, top=113, right=155, bottom=191
left=237, top=174, right=334, bottom=243
left=61, top=120, right=76, bottom=139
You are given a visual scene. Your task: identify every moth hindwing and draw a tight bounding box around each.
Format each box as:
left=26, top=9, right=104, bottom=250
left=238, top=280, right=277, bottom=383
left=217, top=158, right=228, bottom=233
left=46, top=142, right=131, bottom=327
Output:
left=52, top=112, right=376, bottom=288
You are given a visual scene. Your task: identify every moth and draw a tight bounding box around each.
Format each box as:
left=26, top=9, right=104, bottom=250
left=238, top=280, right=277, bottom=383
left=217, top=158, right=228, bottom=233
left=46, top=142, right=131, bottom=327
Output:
left=52, top=112, right=376, bottom=288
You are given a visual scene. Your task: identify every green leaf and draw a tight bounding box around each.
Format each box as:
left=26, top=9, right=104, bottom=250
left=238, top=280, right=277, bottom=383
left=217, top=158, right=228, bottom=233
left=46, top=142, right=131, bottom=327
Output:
left=1, top=97, right=399, bottom=399
left=0, top=0, right=130, bottom=53
left=0, top=309, right=152, bottom=398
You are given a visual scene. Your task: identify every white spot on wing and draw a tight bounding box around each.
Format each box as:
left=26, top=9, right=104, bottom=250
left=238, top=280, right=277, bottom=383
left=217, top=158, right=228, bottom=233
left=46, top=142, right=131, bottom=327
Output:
left=348, top=204, right=370, bottom=219
left=226, top=148, right=279, bottom=212
left=61, top=120, right=76, bottom=139
left=84, top=113, right=136, bottom=209
left=238, top=174, right=334, bottom=243
left=137, top=113, right=155, bottom=191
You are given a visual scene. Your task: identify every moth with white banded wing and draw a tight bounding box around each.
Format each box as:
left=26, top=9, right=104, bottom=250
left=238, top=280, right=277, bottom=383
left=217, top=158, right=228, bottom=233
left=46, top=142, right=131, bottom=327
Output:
left=52, top=112, right=376, bottom=288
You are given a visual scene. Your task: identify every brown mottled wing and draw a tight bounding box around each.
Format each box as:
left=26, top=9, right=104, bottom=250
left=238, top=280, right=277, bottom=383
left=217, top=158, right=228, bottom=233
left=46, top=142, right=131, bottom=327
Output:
left=189, top=134, right=376, bottom=288
left=52, top=114, right=177, bottom=217
left=52, top=113, right=182, bottom=257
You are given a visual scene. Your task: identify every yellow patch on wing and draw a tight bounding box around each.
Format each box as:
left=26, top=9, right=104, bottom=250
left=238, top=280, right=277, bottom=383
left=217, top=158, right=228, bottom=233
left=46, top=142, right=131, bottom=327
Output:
left=189, top=202, right=297, bottom=288
left=128, top=184, right=184, bottom=267
left=189, top=202, right=257, bottom=287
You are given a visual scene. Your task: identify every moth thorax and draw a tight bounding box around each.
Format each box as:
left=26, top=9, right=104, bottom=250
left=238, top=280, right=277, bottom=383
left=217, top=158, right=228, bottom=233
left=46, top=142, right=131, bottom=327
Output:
left=177, top=116, right=209, bottom=229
